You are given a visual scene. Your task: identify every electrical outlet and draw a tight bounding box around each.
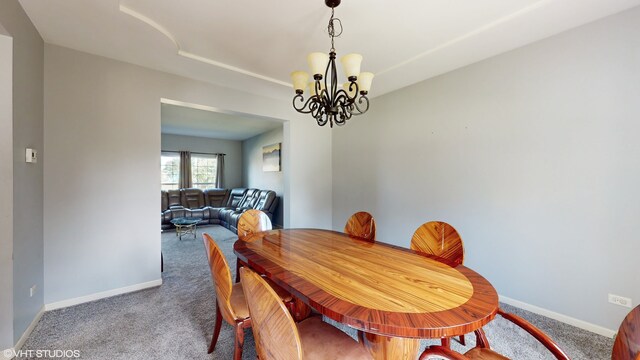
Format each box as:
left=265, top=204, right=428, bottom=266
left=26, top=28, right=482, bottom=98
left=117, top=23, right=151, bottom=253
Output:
left=30, top=285, right=36, bottom=297
left=608, top=294, right=632, bottom=308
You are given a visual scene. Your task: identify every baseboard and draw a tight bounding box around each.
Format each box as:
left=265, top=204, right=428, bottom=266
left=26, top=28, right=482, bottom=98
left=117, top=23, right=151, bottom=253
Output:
left=45, top=279, right=162, bottom=311
left=499, top=294, right=616, bottom=338
left=1, top=305, right=45, bottom=359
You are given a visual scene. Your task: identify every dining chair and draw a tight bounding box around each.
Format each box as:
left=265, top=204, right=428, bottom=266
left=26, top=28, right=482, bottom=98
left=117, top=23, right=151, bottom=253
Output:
left=235, top=209, right=273, bottom=282
left=239, top=267, right=372, bottom=360
left=410, top=221, right=464, bottom=266
left=202, top=233, right=291, bottom=360
left=612, top=305, right=640, bottom=360
left=411, top=221, right=466, bottom=346
left=237, top=209, right=273, bottom=241
left=344, top=211, right=376, bottom=242
left=419, top=308, right=570, bottom=360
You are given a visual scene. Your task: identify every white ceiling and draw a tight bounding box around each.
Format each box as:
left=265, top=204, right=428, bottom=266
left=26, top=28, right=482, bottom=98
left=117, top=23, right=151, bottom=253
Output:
left=161, top=102, right=282, bottom=141
left=19, top=0, right=640, bottom=101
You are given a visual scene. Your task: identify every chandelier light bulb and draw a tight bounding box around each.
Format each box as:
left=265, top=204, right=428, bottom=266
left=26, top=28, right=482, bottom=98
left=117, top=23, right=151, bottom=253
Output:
left=357, top=72, right=374, bottom=93
left=308, top=52, right=329, bottom=77
left=340, top=54, right=363, bottom=79
left=291, top=71, right=310, bottom=93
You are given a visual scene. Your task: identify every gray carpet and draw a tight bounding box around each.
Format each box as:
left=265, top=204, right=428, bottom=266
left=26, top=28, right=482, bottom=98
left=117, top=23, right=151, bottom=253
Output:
left=18, top=225, right=612, bottom=359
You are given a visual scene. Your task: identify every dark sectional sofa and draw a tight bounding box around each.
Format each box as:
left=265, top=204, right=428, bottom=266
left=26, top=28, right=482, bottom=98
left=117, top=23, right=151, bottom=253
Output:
left=161, top=188, right=278, bottom=234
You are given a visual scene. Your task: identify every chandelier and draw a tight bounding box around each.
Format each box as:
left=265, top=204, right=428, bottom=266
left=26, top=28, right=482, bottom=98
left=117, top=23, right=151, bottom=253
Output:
left=290, top=0, right=373, bottom=127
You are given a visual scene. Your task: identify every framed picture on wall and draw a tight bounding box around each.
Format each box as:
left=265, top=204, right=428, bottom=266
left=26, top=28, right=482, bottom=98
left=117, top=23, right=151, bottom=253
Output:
left=263, top=143, right=281, bottom=172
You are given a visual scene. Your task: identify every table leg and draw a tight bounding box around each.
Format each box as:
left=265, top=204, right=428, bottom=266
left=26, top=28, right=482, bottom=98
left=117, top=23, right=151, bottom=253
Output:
left=292, top=298, right=312, bottom=322
left=361, top=332, right=420, bottom=360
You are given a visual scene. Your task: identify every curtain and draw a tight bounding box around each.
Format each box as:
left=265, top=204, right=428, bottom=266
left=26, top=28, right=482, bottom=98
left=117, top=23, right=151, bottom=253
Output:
left=215, top=154, right=225, bottom=188
left=179, top=151, right=192, bottom=188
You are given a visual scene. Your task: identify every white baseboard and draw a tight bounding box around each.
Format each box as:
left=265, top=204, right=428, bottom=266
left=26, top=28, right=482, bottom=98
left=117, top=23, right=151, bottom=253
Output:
left=1, top=305, right=45, bottom=359
left=45, top=279, right=162, bottom=311
left=499, top=294, right=616, bottom=338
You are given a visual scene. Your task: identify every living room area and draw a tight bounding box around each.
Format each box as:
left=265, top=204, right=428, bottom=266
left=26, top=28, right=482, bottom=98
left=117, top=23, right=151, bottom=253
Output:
left=160, top=100, right=285, bottom=233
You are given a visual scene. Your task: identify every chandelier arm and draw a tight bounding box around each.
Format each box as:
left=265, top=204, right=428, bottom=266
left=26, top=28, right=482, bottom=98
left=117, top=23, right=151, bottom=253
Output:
left=293, top=94, right=318, bottom=114
left=338, top=102, right=353, bottom=123
left=347, top=80, right=360, bottom=99
left=333, top=89, right=352, bottom=106
left=317, top=107, right=329, bottom=127
left=351, top=95, right=370, bottom=115
left=309, top=100, right=322, bottom=118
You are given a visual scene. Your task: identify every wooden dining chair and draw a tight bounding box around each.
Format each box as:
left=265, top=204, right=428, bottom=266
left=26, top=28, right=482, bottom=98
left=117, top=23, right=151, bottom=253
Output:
left=344, top=211, right=376, bottom=242
left=202, top=233, right=291, bottom=360
left=410, top=221, right=464, bottom=266
left=411, top=221, right=466, bottom=346
left=612, top=305, right=640, bottom=360
left=235, top=209, right=273, bottom=282
left=237, top=209, right=273, bottom=241
left=419, top=308, right=570, bottom=360
left=239, top=267, right=372, bottom=360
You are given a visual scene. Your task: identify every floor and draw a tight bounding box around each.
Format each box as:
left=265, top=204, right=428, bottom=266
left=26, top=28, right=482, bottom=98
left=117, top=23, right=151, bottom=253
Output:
left=16, top=225, right=614, bottom=359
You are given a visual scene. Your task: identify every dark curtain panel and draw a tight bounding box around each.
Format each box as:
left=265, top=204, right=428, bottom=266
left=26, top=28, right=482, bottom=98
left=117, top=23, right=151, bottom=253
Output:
left=179, top=151, right=192, bottom=188
left=215, top=154, right=224, bottom=188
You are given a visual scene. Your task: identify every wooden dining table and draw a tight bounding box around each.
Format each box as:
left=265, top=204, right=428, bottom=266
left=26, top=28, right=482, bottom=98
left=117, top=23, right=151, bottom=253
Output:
left=234, top=229, right=499, bottom=360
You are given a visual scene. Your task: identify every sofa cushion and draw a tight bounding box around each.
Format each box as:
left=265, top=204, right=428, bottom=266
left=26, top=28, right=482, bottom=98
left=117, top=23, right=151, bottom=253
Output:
left=237, top=188, right=260, bottom=209
left=204, top=189, right=229, bottom=207
left=181, top=188, right=205, bottom=209
left=254, top=190, right=276, bottom=212
left=219, top=208, right=237, bottom=226
left=167, top=190, right=182, bottom=207
left=226, top=188, right=247, bottom=208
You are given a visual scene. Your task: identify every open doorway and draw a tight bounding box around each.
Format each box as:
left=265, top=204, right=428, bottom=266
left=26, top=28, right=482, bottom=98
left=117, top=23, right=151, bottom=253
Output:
left=158, top=99, right=288, bottom=269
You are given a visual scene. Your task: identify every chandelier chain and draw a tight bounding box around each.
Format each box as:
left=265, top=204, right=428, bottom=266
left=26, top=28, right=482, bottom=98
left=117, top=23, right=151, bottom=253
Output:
left=327, top=7, right=342, bottom=52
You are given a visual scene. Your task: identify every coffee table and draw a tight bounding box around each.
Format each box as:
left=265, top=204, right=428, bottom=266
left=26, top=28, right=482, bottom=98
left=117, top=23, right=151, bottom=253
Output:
left=170, top=217, right=201, bottom=240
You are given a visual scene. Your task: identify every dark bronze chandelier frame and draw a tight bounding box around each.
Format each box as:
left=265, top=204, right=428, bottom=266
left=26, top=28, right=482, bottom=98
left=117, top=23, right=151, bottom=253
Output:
left=292, top=0, right=370, bottom=127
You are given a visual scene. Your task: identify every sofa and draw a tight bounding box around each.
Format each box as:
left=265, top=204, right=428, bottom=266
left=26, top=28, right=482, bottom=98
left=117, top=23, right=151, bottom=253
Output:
left=161, top=188, right=278, bottom=233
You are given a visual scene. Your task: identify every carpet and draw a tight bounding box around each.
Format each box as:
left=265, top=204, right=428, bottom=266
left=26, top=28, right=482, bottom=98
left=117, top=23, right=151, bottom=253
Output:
left=17, top=225, right=613, bottom=359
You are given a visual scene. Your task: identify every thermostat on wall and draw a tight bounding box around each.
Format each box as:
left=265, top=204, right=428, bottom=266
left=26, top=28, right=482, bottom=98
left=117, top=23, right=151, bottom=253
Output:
left=25, top=148, right=37, bottom=163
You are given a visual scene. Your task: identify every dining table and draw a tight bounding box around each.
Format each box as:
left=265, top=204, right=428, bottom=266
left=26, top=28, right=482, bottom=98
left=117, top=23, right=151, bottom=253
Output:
left=233, top=229, right=499, bottom=360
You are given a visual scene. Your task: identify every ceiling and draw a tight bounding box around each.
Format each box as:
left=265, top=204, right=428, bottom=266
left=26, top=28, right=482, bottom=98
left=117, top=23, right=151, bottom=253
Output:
left=161, top=102, right=282, bottom=141
left=19, top=0, right=640, bottom=101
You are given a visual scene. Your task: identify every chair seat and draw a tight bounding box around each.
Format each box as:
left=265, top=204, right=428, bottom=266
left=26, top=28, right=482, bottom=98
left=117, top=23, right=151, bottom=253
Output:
left=465, top=348, right=510, bottom=360
left=297, top=316, right=371, bottom=360
left=230, top=280, right=292, bottom=320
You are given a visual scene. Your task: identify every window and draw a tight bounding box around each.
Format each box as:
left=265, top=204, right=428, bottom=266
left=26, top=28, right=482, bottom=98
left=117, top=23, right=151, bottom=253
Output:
left=160, top=153, right=180, bottom=190
left=160, top=152, right=219, bottom=190
left=191, top=154, right=218, bottom=189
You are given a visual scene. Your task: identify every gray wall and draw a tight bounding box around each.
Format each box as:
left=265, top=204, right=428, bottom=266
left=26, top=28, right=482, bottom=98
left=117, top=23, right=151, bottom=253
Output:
left=44, top=44, right=332, bottom=304
left=332, top=6, right=640, bottom=331
left=0, top=0, right=44, bottom=346
left=161, top=134, right=243, bottom=189
left=0, top=33, right=14, bottom=350
left=242, top=127, right=284, bottom=227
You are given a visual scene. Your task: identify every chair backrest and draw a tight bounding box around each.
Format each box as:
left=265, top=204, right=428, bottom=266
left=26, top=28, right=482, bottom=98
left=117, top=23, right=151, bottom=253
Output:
left=181, top=188, right=205, bottom=208
left=202, top=233, right=239, bottom=324
left=237, top=209, right=272, bottom=241
left=613, top=305, right=640, bottom=360
left=344, top=211, right=376, bottom=242
left=410, top=221, right=464, bottom=266
left=240, top=267, right=303, bottom=360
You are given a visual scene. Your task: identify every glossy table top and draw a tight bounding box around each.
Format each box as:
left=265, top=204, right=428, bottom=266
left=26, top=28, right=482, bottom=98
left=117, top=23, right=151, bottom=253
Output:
left=234, top=229, right=498, bottom=338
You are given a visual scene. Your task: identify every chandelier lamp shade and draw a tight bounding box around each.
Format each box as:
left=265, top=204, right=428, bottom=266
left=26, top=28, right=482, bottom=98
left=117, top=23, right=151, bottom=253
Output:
left=291, top=0, right=373, bottom=127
